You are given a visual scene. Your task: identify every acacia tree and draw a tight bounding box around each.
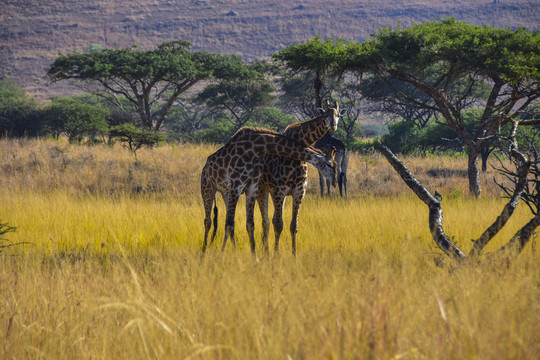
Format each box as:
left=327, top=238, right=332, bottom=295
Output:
left=273, top=36, right=351, bottom=108
left=109, top=123, right=164, bottom=165
left=350, top=18, right=540, bottom=197
left=47, top=40, right=249, bottom=131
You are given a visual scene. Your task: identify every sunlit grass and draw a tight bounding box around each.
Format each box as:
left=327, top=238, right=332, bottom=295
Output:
left=0, top=138, right=538, bottom=359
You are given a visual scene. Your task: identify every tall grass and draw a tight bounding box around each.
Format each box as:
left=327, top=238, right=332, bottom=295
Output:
left=0, top=138, right=538, bottom=359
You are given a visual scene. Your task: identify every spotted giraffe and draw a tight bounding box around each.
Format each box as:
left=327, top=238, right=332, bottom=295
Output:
left=200, top=126, right=337, bottom=254
left=256, top=101, right=343, bottom=256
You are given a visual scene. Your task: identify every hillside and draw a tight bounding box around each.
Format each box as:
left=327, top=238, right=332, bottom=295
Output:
left=1, top=0, right=539, bottom=101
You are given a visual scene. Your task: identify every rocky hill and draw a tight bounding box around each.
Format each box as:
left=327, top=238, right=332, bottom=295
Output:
left=2, top=0, right=539, bottom=101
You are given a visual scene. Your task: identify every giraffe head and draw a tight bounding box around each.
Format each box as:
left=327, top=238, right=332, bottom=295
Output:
left=317, top=100, right=345, bottom=132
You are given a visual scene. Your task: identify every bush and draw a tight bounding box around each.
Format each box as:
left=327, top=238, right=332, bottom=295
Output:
left=0, top=79, right=42, bottom=137
left=109, top=123, right=164, bottom=162
left=43, top=96, right=109, bottom=142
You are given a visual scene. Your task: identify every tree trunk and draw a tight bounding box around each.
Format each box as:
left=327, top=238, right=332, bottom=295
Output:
left=480, top=146, right=491, bottom=172
left=481, top=154, right=487, bottom=173
left=466, top=144, right=482, bottom=198
left=313, top=71, right=323, bottom=109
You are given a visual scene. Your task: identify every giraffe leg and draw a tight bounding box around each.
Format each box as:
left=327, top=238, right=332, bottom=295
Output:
left=210, top=192, right=227, bottom=245
left=272, top=191, right=285, bottom=254
left=257, top=191, right=270, bottom=254
left=245, top=184, right=258, bottom=255
left=201, top=183, right=215, bottom=253
left=203, top=207, right=212, bottom=253
left=209, top=203, right=218, bottom=244
left=223, top=191, right=240, bottom=252
left=326, top=179, right=331, bottom=196
left=290, top=187, right=305, bottom=257
left=318, top=171, right=325, bottom=197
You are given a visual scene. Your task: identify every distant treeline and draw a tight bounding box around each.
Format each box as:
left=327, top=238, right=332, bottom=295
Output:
left=2, top=19, right=539, bottom=166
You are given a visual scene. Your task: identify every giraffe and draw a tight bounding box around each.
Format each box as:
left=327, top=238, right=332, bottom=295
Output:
left=315, top=133, right=349, bottom=197
left=255, top=100, right=343, bottom=256
left=200, top=126, right=337, bottom=254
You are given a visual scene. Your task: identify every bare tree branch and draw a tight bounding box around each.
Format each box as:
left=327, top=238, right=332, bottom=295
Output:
left=470, top=149, right=530, bottom=257
left=378, top=146, right=467, bottom=260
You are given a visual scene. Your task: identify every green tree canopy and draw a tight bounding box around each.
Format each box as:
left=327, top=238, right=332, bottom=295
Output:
left=273, top=36, right=353, bottom=108
left=47, top=40, right=250, bottom=131
left=349, top=18, right=540, bottom=197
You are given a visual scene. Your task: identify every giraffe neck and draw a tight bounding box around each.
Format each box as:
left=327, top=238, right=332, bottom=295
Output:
left=230, top=127, right=328, bottom=165
left=283, top=113, right=330, bottom=146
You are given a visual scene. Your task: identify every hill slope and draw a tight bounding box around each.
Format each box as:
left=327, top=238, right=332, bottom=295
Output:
left=1, top=0, right=539, bottom=101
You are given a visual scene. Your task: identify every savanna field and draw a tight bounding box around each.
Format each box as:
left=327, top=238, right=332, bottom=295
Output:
left=0, top=138, right=538, bottom=359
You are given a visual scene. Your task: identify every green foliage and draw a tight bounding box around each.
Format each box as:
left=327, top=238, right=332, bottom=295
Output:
left=278, top=72, right=336, bottom=119
left=164, top=97, right=211, bottom=143
left=246, top=107, right=296, bottom=132
left=273, top=36, right=357, bottom=107
left=379, top=119, right=461, bottom=155
left=361, top=18, right=539, bottom=81
left=335, top=79, right=367, bottom=145
left=87, top=44, right=105, bottom=52
left=380, top=120, right=419, bottom=154
left=350, top=139, right=378, bottom=154
left=360, top=123, right=388, bottom=138
left=197, top=62, right=276, bottom=131
left=194, top=118, right=236, bottom=144
left=47, top=40, right=250, bottom=130
left=355, top=18, right=540, bottom=122
left=273, top=36, right=352, bottom=75
left=109, top=123, right=164, bottom=159
left=0, top=78, right=27, bottom=104
left=349, top=18, right=540, bottom=196
left=43, top=96, right=109, bottom=142
left=0, top=79, right=42, bottom=137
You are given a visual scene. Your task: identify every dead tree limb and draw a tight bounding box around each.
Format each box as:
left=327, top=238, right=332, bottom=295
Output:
left=469, top=149, right=531, bottom=257
left=378, top=145, right=467, bottom=260
left=380, top=141, right=538, bottom=260
left=499, top=212, right=540, bottom=254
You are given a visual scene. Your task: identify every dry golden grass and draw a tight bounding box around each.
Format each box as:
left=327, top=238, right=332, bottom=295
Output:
left=0, top=137, right=502, bottom=198
left=0, top=138, right=538, bottom=359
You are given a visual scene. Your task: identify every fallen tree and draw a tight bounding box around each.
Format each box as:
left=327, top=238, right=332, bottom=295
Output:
left=378, top=124, right=539, bottom=260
